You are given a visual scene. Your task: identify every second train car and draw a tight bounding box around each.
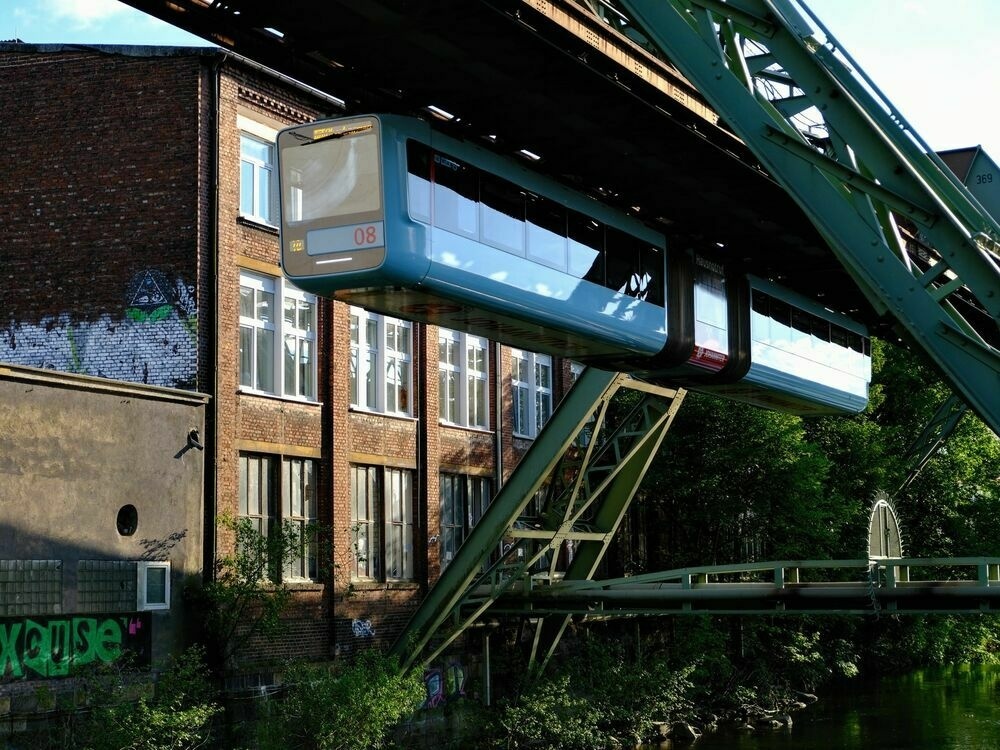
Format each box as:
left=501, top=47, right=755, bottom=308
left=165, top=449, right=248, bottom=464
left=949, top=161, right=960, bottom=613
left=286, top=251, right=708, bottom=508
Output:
left=277, top=114, right=870, bottom=415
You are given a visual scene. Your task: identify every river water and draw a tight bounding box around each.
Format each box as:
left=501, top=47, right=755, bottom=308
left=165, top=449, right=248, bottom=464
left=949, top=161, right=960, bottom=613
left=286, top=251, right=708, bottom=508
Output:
left=687, top=664, right=1000, bottom=750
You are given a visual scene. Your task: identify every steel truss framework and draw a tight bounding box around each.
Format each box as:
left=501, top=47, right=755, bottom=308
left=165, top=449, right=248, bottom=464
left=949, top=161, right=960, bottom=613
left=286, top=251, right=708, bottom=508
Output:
left=609, top=0, right=999, bottom=434
left=490, top=557, right=1000, bottom=617
left=390, top=368, right=686, bottom=672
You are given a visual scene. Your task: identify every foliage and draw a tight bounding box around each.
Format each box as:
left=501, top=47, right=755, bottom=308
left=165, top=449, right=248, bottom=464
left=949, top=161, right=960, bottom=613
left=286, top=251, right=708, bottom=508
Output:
left=494, top=631, right=694, bottom=748
left=193, top=513, right=325, bottom=670
left=256, top=649, right=424, bottom=750
left=615, top=336, right=1000, bottom=700
left=496, top=673, right=606, bottom=750
left=82, top=646, right=221, bottom=750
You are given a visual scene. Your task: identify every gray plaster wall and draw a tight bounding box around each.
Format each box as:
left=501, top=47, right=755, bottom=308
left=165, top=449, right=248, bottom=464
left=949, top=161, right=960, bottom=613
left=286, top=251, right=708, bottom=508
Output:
left=0, top=364, right=208, bottom=669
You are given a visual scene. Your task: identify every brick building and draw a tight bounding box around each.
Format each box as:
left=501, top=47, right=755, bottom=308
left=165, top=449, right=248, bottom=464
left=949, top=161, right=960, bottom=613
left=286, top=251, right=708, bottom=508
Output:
left=0, top=42, right=573, bottom=677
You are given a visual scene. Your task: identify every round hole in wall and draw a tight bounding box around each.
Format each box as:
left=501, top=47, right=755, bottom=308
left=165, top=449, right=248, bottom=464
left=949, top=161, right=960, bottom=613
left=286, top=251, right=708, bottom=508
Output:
left=117, top=504, right=138, bottom=536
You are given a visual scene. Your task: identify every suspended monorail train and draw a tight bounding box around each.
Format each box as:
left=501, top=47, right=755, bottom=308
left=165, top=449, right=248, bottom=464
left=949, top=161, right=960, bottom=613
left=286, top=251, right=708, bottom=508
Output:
left=277, top=114, right=870, bottom=415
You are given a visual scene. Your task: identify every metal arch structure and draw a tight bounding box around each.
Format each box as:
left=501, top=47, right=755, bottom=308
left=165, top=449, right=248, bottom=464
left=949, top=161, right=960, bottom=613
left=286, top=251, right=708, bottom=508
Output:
left=611, top=0, right=999, bottom=432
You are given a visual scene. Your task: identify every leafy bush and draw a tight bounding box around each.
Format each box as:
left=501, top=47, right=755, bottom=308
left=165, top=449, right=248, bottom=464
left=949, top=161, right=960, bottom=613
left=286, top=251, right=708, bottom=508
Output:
left=257, top=649, right=424, bottom=750
left=494, top=632, right=694, bottom=748
left=83, top=645, right=220, bottom=750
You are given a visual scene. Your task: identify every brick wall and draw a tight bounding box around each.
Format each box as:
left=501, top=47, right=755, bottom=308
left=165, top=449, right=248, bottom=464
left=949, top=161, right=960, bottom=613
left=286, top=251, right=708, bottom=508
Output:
left=0, top=49, right=205, bottom=389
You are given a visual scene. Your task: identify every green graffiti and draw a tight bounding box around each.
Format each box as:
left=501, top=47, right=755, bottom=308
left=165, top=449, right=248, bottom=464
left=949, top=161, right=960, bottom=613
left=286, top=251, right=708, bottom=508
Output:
left=0, top=621, right=23, bottom=678
left=126, top=305, right=174, bottom=322
left=0, top=615, right=135, bottom=679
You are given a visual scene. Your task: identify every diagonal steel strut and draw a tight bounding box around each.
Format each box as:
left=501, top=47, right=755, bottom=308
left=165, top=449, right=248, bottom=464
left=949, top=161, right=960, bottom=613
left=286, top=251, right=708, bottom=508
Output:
left=390, top=368, right=685, bottom=672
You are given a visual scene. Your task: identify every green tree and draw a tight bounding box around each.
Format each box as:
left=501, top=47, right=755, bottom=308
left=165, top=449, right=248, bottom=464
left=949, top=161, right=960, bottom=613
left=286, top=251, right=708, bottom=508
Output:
left=194, top=513, right=326, bottom=670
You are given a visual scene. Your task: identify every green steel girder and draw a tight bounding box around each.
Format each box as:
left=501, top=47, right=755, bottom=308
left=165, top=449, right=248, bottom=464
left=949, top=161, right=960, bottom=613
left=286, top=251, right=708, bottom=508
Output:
left=491, top=557, right=1000, bottom=616
left=389, top=369, right=685, bottom=672
left=614, top=0, right=1000, bottom=434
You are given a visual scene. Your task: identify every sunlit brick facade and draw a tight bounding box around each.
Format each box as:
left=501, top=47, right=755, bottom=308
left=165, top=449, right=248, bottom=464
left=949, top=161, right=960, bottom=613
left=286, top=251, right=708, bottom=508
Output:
left=0, top=43, right=573, bottom=673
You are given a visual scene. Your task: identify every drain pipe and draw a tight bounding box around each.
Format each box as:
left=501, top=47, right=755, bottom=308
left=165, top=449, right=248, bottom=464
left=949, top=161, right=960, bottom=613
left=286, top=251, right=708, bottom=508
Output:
left=205, top=50, right=227, bottom=581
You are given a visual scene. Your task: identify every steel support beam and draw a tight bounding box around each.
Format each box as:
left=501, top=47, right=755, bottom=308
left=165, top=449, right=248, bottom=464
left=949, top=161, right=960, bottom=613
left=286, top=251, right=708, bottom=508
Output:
left=615, top=0, right=1000, bottom=434
left=389, top=368, right=685, bottom=672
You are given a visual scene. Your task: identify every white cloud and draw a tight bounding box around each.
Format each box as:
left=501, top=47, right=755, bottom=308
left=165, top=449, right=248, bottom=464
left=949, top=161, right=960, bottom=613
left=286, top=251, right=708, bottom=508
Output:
left=44, top=0, right=129, bottom=28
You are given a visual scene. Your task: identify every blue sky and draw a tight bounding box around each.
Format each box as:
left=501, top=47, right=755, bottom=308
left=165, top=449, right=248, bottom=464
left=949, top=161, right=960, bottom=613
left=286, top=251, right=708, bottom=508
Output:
left=2, top=0, right=997, bottom=158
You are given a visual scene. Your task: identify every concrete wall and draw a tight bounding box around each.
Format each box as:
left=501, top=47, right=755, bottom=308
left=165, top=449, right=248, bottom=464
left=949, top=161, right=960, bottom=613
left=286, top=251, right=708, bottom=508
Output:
left=0, top=364, right=207, bottom=676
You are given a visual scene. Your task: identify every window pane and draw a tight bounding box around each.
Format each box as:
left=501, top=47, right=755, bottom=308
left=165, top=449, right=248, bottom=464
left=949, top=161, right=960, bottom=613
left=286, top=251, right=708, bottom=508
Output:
left=433, top=153, right=478, bottom=237
left=240, top=161, right=254, bottom=215
left=257, top=290, right=274, bottom=324
left=605, top=228, right=641, bottom=296
left=365, top=350, right=377, bottom=408
left=299, top=339, right=314, bottom=398
left=299, top=299, right=315, bottom=333
left=239, top=286, right=255, bottom=318
left=146, top=567, right=167, bottom=605
left=281, top=131, right=381, bottom=223
left=568, top=212, right=604, bottom=283
left=239, top=326, right=253, bottom=387
left=257, top=167, right=272, bottom=222
left=256, top=328, right=274, bottom=392
left=242, top=136, right=271, bottom=162
left=283, top=334, right=296, bottom=395
left=526, top=194, right=567, bottom=269
left=481, top=175, right=525, bottom=255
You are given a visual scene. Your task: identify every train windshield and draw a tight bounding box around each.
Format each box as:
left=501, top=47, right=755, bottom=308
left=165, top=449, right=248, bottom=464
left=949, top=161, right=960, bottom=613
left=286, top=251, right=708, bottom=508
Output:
left=278, top=117, right=387, bottom=279
left=281, top=126, right=381, bottom=225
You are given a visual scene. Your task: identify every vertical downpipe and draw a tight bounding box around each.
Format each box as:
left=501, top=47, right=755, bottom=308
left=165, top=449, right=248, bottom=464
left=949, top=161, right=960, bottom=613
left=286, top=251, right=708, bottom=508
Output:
left=204, top=53, right=226, bottom=581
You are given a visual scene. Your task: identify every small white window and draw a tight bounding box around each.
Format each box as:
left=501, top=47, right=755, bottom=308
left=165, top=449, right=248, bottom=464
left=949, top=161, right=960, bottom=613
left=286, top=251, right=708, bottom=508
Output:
left=137, top=561, right=171, bottom=611
left=349, top=307, right=412, bottom=416
left=511, top=349, right=553, bottom=438
left=239, top=271, right=318, bottom=400
left=439, top=329, right=490, bottom=428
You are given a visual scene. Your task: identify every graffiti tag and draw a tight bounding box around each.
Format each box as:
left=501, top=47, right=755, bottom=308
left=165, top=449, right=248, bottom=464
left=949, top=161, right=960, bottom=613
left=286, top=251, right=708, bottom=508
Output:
left=0, top=613, right=151, bottom=679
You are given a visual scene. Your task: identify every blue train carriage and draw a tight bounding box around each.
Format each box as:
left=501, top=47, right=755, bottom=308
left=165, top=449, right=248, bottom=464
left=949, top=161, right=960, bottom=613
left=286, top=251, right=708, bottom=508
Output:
left=276, top=113, right=692, bottom=368
left=277, top=113, right=871, bottom=416
left=689, top=276, right=872, bottom=415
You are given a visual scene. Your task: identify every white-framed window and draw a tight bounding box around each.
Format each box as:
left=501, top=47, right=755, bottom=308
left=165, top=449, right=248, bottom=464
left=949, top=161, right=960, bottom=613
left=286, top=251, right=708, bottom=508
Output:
left=439, top=474, right=492, bottom=569
left=350, top=464, right=415, bottom=582
left=283, top=457, right=318, bottom=581
left=349, top=307, right=412, bottom=416
left=240, top=271, right=317, bottom=400
left=439, top=329, right=489, bottom=428
left=137, top=561, right=171, bottom=611
left=240, top=130, right=277, bottom=225
left=511, top=349, right=553, bottom=438
left=239, top=453, right=319, bottom=582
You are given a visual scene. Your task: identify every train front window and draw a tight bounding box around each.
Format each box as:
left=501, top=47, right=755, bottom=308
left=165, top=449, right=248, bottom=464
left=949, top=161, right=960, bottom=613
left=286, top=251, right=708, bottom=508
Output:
left=281, top=128, right=381, bottom=225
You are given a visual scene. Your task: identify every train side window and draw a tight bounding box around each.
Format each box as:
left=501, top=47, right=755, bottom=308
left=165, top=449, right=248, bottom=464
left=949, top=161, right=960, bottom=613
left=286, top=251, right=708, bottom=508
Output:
left=605, top=228, right=642, bottom=298
left=526, top=194, right=568, bottom=270
left=768, top=298, right=791, bottom=327
left=481, top=174, right=526, bottom=256
left=641, top=245, right=665, bottom=306
left=831, top=326, right=851, bottom=348
left=568, top=211, right=604, bottom=284
left=751, top=290, right=769, bottom=316
left=810, top=316, right=831, bottom=343
left=406, top=140, right=432, bottom=223
left=434, top=153, right=479, bottom=238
